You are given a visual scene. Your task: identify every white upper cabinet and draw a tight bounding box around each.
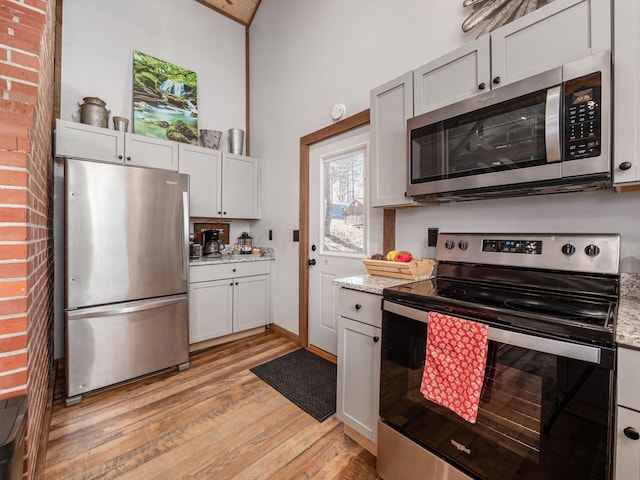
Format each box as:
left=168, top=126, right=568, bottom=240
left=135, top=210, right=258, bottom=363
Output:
left=413, top=0, right=611, bottom=117
left=55, top=119, right=179, bottom=171
left=413, top=36, right=491, bottom=116
left=123, top=133, right=179, bottom=171
left=178, top=144, right=222, bottom=218
left=613, top=0, right=640, bottom=185
left=222, top=153, right=260, bottom=219
left=370, top=72, right=416, bottom=207
left=178, top=145, right=260, bottom=219
left=490, top=0, right=611, bottom=86
left=55, top=119, right=124, bottom=164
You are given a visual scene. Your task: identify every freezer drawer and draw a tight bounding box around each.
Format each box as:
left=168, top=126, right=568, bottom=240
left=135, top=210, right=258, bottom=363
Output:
left=65, top=295, right=188, bottom=401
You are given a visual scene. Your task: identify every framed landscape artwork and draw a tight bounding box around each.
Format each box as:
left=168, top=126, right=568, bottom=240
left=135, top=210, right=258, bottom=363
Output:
left=132, top=50, right=198, bottom=144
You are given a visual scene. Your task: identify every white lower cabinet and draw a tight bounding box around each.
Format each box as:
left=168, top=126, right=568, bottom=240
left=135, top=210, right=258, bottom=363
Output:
left=189, top=261, right=271, bottom=344
left=189, top=279, right=234, bottom=342
left=337, top=288, right=381, bottom=444
left=616, top=347, right=640, bottom=479
left=616, top=406, right=640, bottom=480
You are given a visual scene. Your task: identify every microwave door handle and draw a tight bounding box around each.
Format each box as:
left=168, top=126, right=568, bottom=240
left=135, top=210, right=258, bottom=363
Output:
left=545, top=85, right=562, bottom=163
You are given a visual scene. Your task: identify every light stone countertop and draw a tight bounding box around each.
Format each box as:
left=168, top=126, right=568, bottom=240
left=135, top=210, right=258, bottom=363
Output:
left=335, top=271, right=640, bottom=350
left=190, top=247, right=275, bottom=266
left=333, top=274, right=423, bottom=296
left=617, top=273, right=640, bottom=350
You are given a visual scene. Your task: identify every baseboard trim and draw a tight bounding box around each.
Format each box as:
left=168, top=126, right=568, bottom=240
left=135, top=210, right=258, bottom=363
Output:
left=189, top=327, right=265, bottom=353
left=306, top=344, right=337, bottom=364
left=268, top=323, right=301, bottom=345
left=344, top=424, right=377, bottom=457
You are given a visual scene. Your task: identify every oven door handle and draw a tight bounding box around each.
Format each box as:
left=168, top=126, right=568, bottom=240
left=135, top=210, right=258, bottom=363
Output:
left=383, top=300, right=602, bottom=365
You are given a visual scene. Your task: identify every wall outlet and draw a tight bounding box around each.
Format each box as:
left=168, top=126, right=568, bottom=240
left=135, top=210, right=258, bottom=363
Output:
left=428, top=228, right=439, bottom=247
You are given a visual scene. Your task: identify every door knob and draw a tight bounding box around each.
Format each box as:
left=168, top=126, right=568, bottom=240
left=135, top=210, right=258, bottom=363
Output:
left=308, top=259, right=316, bottom=266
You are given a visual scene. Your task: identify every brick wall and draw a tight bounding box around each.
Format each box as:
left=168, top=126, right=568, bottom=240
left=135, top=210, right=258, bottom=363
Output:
left=0, top=0, right=55, bottom=478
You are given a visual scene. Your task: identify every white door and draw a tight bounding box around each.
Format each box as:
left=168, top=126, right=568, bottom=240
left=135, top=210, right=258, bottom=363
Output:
left=308, top=126, right=371, bottom=356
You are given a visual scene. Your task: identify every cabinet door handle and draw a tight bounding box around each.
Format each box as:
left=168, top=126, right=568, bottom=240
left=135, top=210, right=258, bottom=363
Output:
left=619, top=162, right=632, bottom=171
left=229, top=282, right=233, bottom=286
left=478, top=82, right=486, bottom=90
left=624, top=427, right=640, bottom=440
left=493, top=76, right=501, bottom=85
left=232, top=268, right=236, bottom=272
left=373, top=336, right=380, bottom=343
left=118, top=155, right=123, bottom=160
left=355, top=304, right=362, bottom=310
left=126, top=156, right=131, bottom=161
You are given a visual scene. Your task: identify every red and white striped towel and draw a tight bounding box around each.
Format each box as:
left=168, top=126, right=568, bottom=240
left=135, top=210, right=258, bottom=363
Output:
left=420, top=312, right=489, bottom=424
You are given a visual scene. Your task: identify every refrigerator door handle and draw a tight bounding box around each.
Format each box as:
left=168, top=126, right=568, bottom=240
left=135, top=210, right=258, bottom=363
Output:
left=66, top=294, right=188, bottom=320
left=182, top=190, right=189, bottom=279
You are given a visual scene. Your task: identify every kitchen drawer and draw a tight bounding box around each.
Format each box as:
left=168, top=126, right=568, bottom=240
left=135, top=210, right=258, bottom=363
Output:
left=618, top=347, right=640, bottom=410
left=338, top=288, right=382, bottom=328
left=189, top=261, right=270, bottom=283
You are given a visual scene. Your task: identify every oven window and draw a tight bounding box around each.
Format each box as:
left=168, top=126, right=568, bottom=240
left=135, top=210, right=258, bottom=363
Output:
left=380, top=312, right=613, bottom=480
left=411, top=89, right=549, bottom=184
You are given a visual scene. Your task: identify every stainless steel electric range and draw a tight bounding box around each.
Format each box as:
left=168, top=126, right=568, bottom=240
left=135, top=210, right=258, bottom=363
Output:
left=378, top=233, right=620, bottom=480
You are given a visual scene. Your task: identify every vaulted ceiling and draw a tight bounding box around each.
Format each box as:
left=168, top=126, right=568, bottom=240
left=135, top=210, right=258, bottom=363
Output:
left=196, top=0, right=261, bottom=26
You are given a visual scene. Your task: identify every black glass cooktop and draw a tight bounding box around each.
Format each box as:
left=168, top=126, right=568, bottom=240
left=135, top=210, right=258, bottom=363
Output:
left=383, top=263, right=619, bottom=345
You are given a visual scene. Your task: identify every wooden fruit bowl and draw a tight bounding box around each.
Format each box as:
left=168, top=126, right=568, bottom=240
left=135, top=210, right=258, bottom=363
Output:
left=362, top=258, right=436, bottom=280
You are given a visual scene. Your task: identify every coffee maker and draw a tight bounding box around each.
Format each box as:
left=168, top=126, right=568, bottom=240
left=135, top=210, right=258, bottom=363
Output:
left=202, top=229, right=225, bottom=257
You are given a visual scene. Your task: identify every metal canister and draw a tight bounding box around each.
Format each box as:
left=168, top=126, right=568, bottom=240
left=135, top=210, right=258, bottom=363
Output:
left=78, top=97, right=110, bottom=128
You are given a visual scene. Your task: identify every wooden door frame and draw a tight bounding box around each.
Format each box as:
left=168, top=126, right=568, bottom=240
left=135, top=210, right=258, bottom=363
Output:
left=298, top=110, right=371, bottom=348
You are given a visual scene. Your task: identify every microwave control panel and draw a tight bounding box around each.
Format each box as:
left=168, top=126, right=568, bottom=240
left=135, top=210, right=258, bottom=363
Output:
left=564, top=71, right=601, bottom=160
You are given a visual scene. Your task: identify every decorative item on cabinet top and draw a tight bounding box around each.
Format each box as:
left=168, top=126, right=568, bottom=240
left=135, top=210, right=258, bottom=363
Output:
left=199, top=129, right=222, bottom=149
left=463, top=0, right=556, bottom=36
left=132, top=50, right=198, bottom=145
left=78, top=96, right=110, bottom=128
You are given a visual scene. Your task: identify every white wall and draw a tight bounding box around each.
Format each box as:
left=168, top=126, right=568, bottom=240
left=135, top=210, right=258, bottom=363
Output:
left=395, top=190, right=640, bottom=273
left=56, top=0, right=247, bottom=358
left=250, top=0, right=472, bottom=335
left=60, top=0, right=246, bottom=147
left=250, top=0, right=640, bottom=336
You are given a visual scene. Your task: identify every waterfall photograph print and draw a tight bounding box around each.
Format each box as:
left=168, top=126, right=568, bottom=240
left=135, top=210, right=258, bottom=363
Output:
left=132, top=50, right=198, bottom=144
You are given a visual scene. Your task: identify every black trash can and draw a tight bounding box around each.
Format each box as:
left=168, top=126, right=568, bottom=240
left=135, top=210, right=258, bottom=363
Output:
left=0, top=395, right=27, bottom=480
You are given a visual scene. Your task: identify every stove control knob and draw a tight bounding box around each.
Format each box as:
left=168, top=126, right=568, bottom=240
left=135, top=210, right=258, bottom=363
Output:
left=445, top=240, right=455, bottom=250
left=584, top=244, right=601, bottom=257
left=458, top=240, right=469, bottom=250
left=561, top=243, right=576, bottom=256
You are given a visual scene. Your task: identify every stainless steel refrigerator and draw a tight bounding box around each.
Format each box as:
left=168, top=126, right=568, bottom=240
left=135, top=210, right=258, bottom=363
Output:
left=64, top=158, right=189, bottom=406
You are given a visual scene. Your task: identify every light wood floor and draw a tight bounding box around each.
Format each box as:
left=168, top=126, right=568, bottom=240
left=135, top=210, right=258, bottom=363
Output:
left=44, top=331, right=377, bottom=479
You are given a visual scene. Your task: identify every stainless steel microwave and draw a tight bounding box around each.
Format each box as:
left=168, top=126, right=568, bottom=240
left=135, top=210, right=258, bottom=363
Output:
left=407, top=50, right=611, bottom=202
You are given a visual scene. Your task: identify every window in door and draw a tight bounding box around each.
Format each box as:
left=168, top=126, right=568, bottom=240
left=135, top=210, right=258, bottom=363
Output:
left=320, top=147, right=366, bottom=256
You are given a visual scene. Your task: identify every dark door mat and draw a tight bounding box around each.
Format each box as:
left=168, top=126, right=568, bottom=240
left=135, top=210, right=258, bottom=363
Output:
left=250, top=348, right=336, bottom=422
